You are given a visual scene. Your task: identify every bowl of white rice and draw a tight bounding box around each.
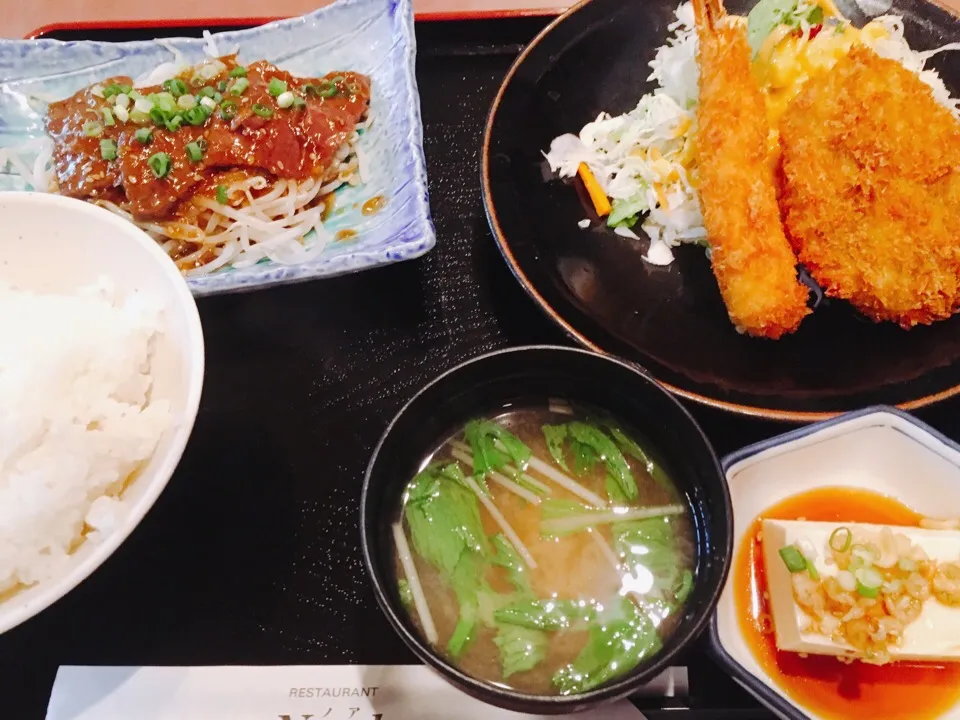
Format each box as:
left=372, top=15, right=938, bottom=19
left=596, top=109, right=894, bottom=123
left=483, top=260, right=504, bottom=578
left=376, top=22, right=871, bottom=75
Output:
left=0, top=191, right=204, bottom=635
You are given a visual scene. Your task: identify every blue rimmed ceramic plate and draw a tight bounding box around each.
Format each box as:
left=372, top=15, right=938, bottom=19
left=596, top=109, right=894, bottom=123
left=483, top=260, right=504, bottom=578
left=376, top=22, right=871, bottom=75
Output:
left=708, top=406, right=960, bottom=720
left=0, top=0, right=434, bottom=295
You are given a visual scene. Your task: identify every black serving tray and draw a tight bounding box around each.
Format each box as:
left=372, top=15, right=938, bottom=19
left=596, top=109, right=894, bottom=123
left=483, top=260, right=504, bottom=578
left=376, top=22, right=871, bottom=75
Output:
left=8, top=15, right=960, bottom=719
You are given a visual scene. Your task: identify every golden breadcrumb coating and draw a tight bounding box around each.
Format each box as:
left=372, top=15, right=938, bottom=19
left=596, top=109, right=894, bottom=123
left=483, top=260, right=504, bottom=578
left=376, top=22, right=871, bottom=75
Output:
left=779, top=46, right=960, bottom=329
left=694, top=0, right=811, bottom=339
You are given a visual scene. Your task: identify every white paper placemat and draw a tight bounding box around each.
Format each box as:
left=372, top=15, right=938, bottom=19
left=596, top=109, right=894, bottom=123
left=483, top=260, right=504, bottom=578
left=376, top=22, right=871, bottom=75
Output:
left=47, top=665, right=688, bottom=719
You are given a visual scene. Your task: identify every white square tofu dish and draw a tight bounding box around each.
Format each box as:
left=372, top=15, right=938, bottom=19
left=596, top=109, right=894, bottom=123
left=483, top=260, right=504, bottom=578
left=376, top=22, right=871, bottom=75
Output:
left=761, top=519, right=960, bottom=662
left=707, top=406, right=960, bottom=720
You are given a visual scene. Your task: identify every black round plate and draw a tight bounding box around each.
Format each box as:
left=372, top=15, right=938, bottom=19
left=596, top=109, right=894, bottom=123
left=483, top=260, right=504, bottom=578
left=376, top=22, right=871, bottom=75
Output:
left=482, top=0, right=960, bottom=421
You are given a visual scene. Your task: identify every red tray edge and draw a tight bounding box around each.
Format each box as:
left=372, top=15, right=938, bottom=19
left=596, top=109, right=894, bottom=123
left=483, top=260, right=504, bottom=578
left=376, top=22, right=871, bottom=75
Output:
left=27, top=8, right=563, bottom=39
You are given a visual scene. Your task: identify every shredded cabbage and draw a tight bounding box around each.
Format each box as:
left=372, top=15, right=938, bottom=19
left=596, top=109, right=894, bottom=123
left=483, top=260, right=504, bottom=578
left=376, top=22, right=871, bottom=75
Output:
left=543, top=5, right=704, bottom=266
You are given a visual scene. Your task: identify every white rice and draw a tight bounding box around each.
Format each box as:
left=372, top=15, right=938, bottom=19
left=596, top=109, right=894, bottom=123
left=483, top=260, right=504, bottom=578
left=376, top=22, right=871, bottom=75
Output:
left=0, top=278, right=169, bottom=595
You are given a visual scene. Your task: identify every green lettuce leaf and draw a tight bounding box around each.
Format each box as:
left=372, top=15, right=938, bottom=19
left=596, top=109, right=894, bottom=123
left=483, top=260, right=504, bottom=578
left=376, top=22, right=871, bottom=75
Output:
left=607, top=194, right=649, bottom=228
left=747, top=0, right=826, bottom=56
left=747, top=0, right=799, bottom=55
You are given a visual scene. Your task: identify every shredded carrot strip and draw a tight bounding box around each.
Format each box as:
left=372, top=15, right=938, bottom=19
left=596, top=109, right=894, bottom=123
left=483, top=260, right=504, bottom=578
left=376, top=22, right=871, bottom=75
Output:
left=577, top=163, right=611, bottom=217
left=654, top=182, right=669, bottom=210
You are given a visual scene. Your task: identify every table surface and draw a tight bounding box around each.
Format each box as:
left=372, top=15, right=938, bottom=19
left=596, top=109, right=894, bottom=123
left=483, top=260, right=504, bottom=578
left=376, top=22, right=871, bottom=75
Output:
left=8, top=0, right=958, bottom=40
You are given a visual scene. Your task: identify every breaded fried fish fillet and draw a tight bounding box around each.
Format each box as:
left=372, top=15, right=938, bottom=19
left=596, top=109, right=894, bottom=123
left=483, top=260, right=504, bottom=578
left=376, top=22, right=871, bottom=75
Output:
left=779, top=46, right=960, bottom=329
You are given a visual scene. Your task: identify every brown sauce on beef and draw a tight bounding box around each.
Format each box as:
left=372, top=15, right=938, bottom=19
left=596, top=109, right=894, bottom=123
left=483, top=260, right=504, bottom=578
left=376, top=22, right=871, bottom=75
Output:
left=46, top=76, right=132, bottom=200
left=46, top=58, right=371, bottom=222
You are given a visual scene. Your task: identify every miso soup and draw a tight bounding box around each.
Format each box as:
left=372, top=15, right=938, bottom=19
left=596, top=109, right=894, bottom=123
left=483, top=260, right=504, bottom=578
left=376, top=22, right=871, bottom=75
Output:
left=392, top=403, right=696, bottom=696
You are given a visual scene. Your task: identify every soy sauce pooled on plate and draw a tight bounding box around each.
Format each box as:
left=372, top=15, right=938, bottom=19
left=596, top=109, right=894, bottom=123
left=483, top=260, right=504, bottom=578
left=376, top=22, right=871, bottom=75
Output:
left=391, top=404, right=696, bottom=695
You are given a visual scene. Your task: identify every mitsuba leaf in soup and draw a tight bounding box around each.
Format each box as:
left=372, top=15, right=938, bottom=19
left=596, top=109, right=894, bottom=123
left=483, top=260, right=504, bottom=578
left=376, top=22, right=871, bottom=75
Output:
left=494, top=598, right=598, bottom=632
left=495, top=625, right=548, bottom=679
left=404, top=462, right=489, bottom=575
left=491, top=533, right=532, bottom=595
left=464, top=420, right=532, bottom=478
left=404, top=462, right=493, bottom=657
left=553, top=597, right=662, bottom=695
left=566, top=422, right=638, bottom=501
left=542, top=424, right=570, bottom=471
left=396, top=406, right=695, bottom=696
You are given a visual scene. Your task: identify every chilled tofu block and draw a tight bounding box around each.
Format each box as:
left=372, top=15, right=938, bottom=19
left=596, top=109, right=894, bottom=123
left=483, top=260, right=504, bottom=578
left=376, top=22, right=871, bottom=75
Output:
left=761, top=519, right=960, bottom=661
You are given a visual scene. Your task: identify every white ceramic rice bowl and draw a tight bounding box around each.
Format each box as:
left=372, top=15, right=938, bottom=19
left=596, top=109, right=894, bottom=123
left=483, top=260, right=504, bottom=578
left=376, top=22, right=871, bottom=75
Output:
left=0, top=191, right=204, bottom=636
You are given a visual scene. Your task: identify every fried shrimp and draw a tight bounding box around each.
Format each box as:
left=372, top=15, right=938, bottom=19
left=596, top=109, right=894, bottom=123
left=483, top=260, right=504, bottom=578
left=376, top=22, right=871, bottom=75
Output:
left=779, top=46, right=960, bottom=329
left=693, top=0, right=811, bottom=339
